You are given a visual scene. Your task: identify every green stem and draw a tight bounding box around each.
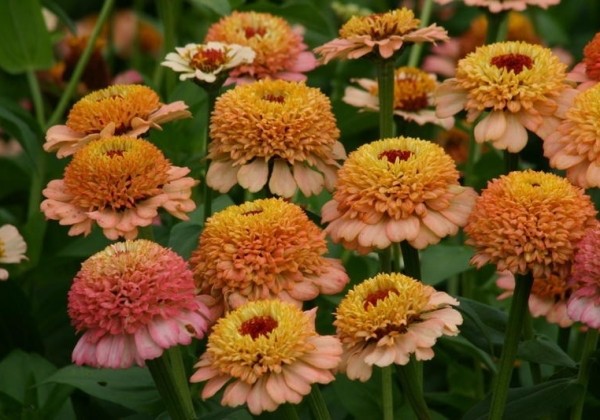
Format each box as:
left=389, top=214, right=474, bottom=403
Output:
left=407, top=0, right=434, bottom=67
left=154, top=0, right=179, bottom=94
left=570, top=329, right=599, bottom=420
left=381, top=365, right=394, bottom=420
left=400, top=241, right=421, bottom=280
left=489, top=272, right=534, bottom=420
left=376, top=59, right=396, bottom=139
left=26, top=70, right=45, bottom=127
left=485, top=11, right=508, bottom=44
left=279, top=403, right=300, bottom=420
left=307, top=385, right=331, bottom=420
left=397, top=360, right=431, bottom=420
left=523, top=313, right=542, bottom=384
left=558, top=326, right=572, bottom=354
left=46, top=0, right=115, bottom=128
left=201, top=88, right=219, bottom=223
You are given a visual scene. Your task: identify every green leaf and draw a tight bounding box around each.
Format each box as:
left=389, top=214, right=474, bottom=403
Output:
left=518, top=336, right=577, bottom=368
left=189, top=0, right=231, bottom=15
left=168, top=222, right=203, bottom=260
left=457, top=297, right=507, bottom=357
left=420, top=244, right=474, bottom=286
left=0, top=0, right=54, bottom=73
left=0, top=98, right=43, bottom=172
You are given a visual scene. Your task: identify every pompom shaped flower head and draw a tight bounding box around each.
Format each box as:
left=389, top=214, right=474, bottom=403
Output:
left=322, top=137, right=477, bottom=254
left=568, top=32, right=600, bottom=90
left=161, top=42, right=255, bottom=84
left=436, top=0, right=560, bottom=12
left=465, top=170, right=597, bottom=279
left=0, top=225, right=27, bottom=281
left=44, top=84, right=191, bottom=158
left=204, top=11, right=317, bottom=84
left=335, top=273, right=462, bottom=381
left=343, top=66, right=454, bottom=129
left=314, top=8, right=448, bottom=63
left=68, top=240, right=212, bottom=368
left=206, top=79, right=345, bottom=198
left=435, top=41, right=574, bottom=153
left=41, top=136, right=197, bottom=240
left=191, top=300, right=342, bottom=415
left=190, top=198, right=348, bottom=313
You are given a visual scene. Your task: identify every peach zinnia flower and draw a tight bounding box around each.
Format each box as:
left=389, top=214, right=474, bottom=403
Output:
left=335, top=273, right=462, bottom=381
left=204, top=11, right=317, bottom=84
left=315, top=8, right=448, bottom=63
left=190, top=198, right=348, bottom=313
left=568, top=32, right=600, bottom=90
left=206, top=79, right=345, bottom=198
left=44, top=84, right=191, bottom=158
left=68, top=240, right=211, bottom=368
left=436, top=41, right=574, bottom=153
left=542, top=84, right=600, bottom=188
left=465, top=170, right=597, bottom=278
left=0, top=225, right=27, bottom=281
left=41, top=136, right=197, bottom=240
left=343, top=66, right=454, bottom=129
left=191, top=300, right=342, bottom=415
left=435, top=0, right=560, bottom=12
left=322, top=137, right=477, bottom=254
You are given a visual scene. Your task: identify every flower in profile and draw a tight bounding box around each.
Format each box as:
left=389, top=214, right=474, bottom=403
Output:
left=335, top=273, right=462, bottom=381
left=436, top=126, right=471, bottom=165
left=343, top=66, right=454, bottom=129
left=568, top=32, right=600, bottom=90
left=161, top=42, right=255, bottom=84
left=542, top=84, right=600, bottom=188
left=204, top=11, right=317, bottom=84
left=68, top=240, right=211, bottom=368
left=190, top=198, right=348, bottom=313
left=206, top=79, right=344, bottom=198
left=44, top=85, right=191, bottom=158
left=566, top=223, right=600, bottom=329
left=322, top=137, right=477, bottom=254
left=436, top=41, right=574, bottom=153
left=465, top=170, right=597, bottom=278
left=0, top=225, right=27, bottom=281
left=191, top=300, right=342, bottom=415
left=41, top=136, right=197, bottom=240
left=315, top=8, right=448, bottom=64
left=435, top=0, right=560, bottom=12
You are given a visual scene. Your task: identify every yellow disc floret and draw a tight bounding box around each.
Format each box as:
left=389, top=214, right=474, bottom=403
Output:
left=339, top=8, right=420, bottom=39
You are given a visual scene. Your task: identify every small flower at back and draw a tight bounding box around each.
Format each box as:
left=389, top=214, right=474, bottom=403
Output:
left=436, top=0, right=560, bottom=12
left=567, top=32, right=600, bottom=90
left=44, top=84, right=191, bottom=158
left=191, top=300, right=342, bottom=415
left=0, top=225, right=27, bottom=281
left=68, top=240, right=212, bottom=368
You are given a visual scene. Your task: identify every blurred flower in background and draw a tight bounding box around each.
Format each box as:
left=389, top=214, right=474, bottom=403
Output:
left=0, top=225, right=27, bottom=281
left=435, top=0, right=560, bottom=12
left=567, top=32, right=600, bottom=90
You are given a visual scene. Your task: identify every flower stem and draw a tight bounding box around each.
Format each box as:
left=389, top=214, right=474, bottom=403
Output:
left=26, top=70, right=45, bottom=128
left=400, top=241, right=421, bottom=280
left=489, top=272, right=534, bottom=420
left=570, top=329, right=599, bottom=420
left=485, top=11, right=508, bottom=44
left=397, top=359, right=431, bottom=420
left=201, top=88, right=219, bottom=223
left=280, top=403, right=301, bottom=420
left=381, top=365, right=394, bottom=420
left=407, top=0, right=434, bottom=67
left=523, top=313, right=542, bottom=384
left=307, top=384, right=332, bottom=420
left=154, top=0, right=180, bottom=94
left=376, top=59, right=396, bottom=139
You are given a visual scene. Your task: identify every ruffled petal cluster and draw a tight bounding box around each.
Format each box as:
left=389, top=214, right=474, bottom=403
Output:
left=438, top=0, right=560, bottom=12
left=568, top=32, right=600, bottom=90
left=0, top=225, right=27, bottom=281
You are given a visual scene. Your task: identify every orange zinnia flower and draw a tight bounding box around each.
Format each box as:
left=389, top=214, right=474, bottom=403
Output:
left=568, top=32, right=600, bottom=90
left=435, top=0, right=560, bottom=12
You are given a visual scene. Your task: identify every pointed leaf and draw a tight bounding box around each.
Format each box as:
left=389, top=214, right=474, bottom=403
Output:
left=518, top=336, right=577, bottom=368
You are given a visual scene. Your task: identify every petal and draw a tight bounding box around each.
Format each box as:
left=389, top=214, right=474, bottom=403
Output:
left=269, top=159, right=297, bottom=197
left=238, top=159, right=269, bottom=193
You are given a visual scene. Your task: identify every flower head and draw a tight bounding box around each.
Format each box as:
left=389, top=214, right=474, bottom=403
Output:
left=436, top=0, right=560, bottom=12
left=315, top=8, right=448, bottom=63
left=190, top=300, right=342, bottom=415
left=204, top=11, right=317, bottom=84
left=465, top=170, right=597, bottom=278
left=206, top=79, right=344, bottom=198
left=322, top=137, right=477, bottom=253
left=568, top=32, right=600, bottom=90
left=44, top=84, right=191, bottom=158
left=41, top=136, right=197, bottom=240
left=0, top=225, right=27, bottom=281
left=68, top=240, right=211, bottom=368
left=335, top=273, right=462, bottom=381
left=435, top=41, right=574, bottom=153
left=190, top=198, right=348, bottom=313
left=161, top=42, right=255, bottom=84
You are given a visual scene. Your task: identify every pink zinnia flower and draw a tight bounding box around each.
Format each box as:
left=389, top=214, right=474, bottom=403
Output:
left=435, top=0, right=560, bottom=12
left=0, top=225, right=27, bottom=281
left=68, top=240, right=212, bottom=368
left=568, top=32, right=600, bottom=90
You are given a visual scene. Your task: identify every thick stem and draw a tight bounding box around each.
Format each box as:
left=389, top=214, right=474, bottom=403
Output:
left=376, top=59, right=396, bottom=139
left=397, top=360, right=431, bottom=420
left=407, top=0, right=434, bottom=67
left=26, top=70, right=45, bottom=127
left=201, top=88, right=219, bottom=223
left=381, top=365, right=394, bottom=420
left=400, top=241, right=421, bottom=280
left=570, top=329, right=599, bottom=420
left=154, top=0, right=179, bottom=93
left=307, top=385, right=332, bottom=420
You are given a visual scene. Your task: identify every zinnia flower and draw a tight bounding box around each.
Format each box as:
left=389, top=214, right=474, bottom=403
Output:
left=335, top=273, right=462, bottom=381
left=206, top=79, right=345, bottom=198
left=204, top=11, right=317, bottom=84
left=435, top=0, right=560, bottom=12
left=322, top=137, right=477, bottom=254
left=161, top=42, right=255, bottom=83
left=343, top=66, right=454, bottom=129
left=189, top=198, right=348, bottom=313
left=41, top=136, right=197, bottom=240
left=567, top=224, right=600, bottom=329
left=190, top=300, right=342, bottom=415
left=436, top=41, right=575, bottom=153
left=464, top=170, right=597, bottom=278
left=0, top=225, right=27, bottom=281
left=44, top=84, right=191, bottom=158
left=568, top=32, right=600, bottom=90
left=542, top=83, right=600, bottom=188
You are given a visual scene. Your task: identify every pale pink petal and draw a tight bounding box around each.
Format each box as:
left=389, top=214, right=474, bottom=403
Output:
left=238, top=159, right=269, bottom=192
left=474, top=111, right=507, bottom=145
left=293, top=163, right=324, bottom=197
left=269, top=159, right=297, bottom=197
left=206, top=160, right=239, bottom=193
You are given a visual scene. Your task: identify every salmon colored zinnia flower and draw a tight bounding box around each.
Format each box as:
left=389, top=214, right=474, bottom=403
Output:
left=335, top=273, right=462, bottom=381
left=0, top=225, right=27, bottom=281
left=204, top=11, right=317, bottom=84
left=435, top=41, right=575, bottom=153
left=322, top=137, right=477, bottom=254
left=190, top=300, right=342, bottom=415
left=315, top=8, right=448, bottom=63
left=44, top=84, right=191, bottom=158
left=41, top=136, right=197, bottom=240
left=465, top=170, right=597, bottom=278
left=206, top=79, right=345, bottom=198
left=568, top=32, right=600, bottom=90
left=189, top=198, right=348, bottom=313
left=68, top=240, right=211, bottom=368
left=435, top=0, right=560, bottom=12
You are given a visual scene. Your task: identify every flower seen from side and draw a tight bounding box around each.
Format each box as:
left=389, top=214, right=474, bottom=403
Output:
left=568, top=32, right=600, bottom=90
left=0, top=225, right=27, bottom=281
left=190, top=300, right=342, bottom=415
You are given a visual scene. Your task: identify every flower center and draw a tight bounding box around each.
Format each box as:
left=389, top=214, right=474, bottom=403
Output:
left=191, top=47, right=228, bottom=72
left=491, top=53, right=533, bottom=74
left=242, top=208, right=263, bottom=216
left=239, top=316, right=278, bottom=339
left=263, top=94, right=285, bottom=103
left=244, top=26, right=267, bottom=38
left=378, top=149, right=413, bottom=162
left=339, top=8, right=419, bottom=39
left=106, top=149, right=125, bottom=158
left=583, top=33, right=600, bottom=80
left=363, top=288, right=397, bottom=309
left=0, top=240, right=5, bottom=258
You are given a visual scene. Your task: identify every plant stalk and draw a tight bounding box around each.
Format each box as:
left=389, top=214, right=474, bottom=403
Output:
left=307, top=384, right=332, bottom=420
left=397, top=360, right=431, bottom=420
left=570, top=329, right=599, bottom=420
left=381, top=365, right=394, bottom=420
left=407, top=0, right=435, bottom=67
left=376, top=58, right=396, bottom=139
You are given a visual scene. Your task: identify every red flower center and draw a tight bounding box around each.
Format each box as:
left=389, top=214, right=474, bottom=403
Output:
left=378, top=149, right=413, bottom=163
left=191, top=48, right=228, bottom=72
left=242, top=208, right=263, bottom=216
left=239, top=316, right=278, bottom=339
left=263, top=94, right=285, bottom=103
left=364, top=288, right=397, bottom=309
left=490, top=53, right=533, bottom=74
left=244, top=26, right=267, bottom=38
left=105, top=149, right=125, bottom=158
